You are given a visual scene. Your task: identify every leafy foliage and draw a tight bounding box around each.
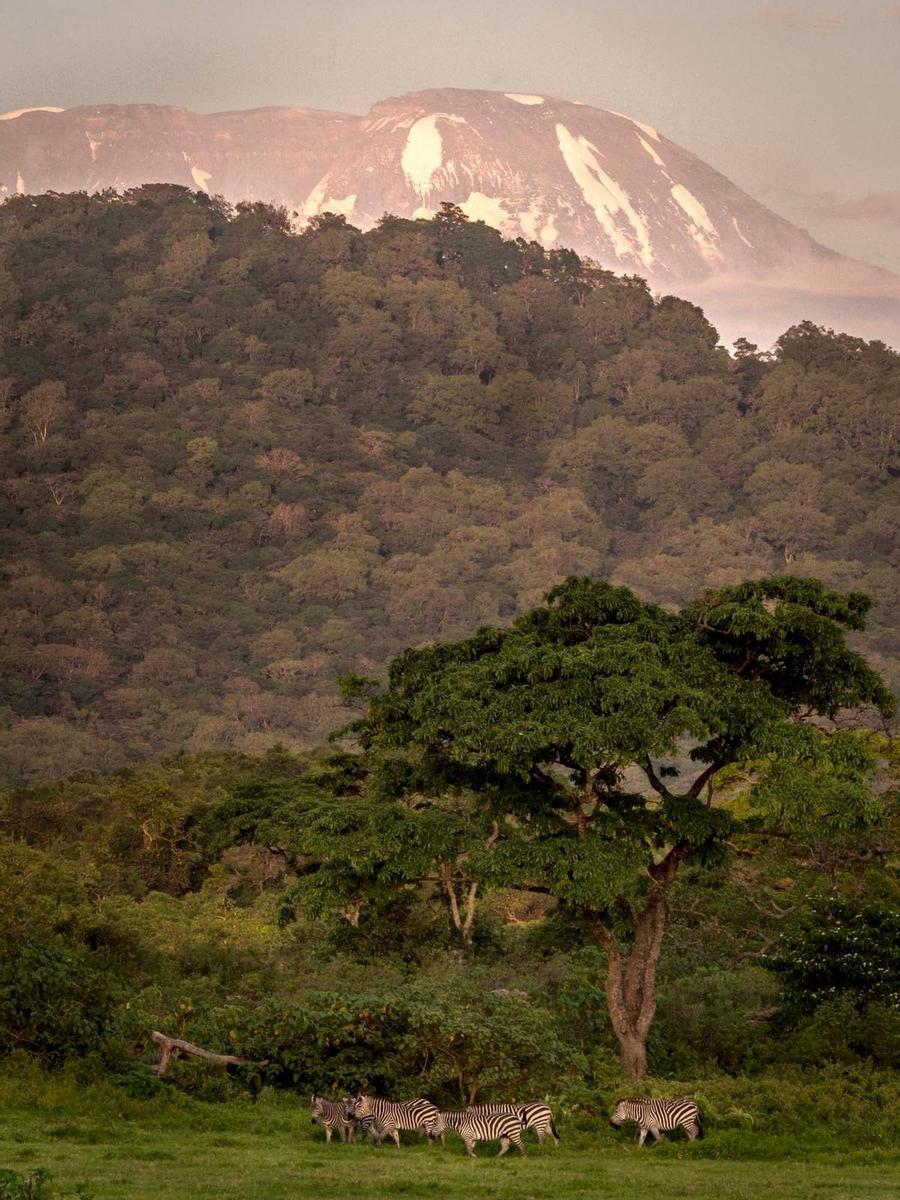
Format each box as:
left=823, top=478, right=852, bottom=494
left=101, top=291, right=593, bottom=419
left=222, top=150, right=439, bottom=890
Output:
left=0, top=939, right=122, bottom=1066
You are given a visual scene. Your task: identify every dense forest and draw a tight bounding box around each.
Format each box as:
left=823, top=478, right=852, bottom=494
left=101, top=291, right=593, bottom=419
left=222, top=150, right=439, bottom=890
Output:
left=1, top=187, right=898, bottom=785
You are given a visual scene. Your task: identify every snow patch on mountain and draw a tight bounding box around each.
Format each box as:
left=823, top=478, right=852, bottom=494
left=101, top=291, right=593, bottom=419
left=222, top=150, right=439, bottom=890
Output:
left=401, top=114, right=466, bottom=198
left=608, top=110, right=660, bottom=142
left=670, top=183, right=721, bottom=260
left=556, top=123, right=654, bottom=268
left=323, top=193, right=356, bottom=217
left=303, top=178, right=328, bottom=218
left=518, top=203, right=559, bottom=248
left=540, top=211, right=559, bottom=247
left=732, top=216, right=753, bottom=248
left=0, top=106, right=64, bottom=121
left=638, top=135, right=666, bottom=168
left=182, top=153, right=212, bottom=194
left=460, top=191, right=511, bottom=230
left=302, top=175, right=356, bottom=218
left=505, top=93, right=544, bottom=106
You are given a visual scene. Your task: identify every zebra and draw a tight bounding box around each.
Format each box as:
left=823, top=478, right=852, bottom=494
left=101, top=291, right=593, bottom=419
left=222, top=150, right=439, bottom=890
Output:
left=350, top=1095, right=445, bottom=1148
left=310, top=1094, right=357, bottom=1143
left=439, top=1109, right=526, bottom=1158
left=609, top=1098, right=702, bottom=1145
left=468, top=1102, right=559, bottom=1146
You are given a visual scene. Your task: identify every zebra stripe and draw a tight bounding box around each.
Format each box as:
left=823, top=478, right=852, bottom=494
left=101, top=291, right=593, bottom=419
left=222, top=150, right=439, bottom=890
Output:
left=440, top=1109, right=525, bottom=1158
left=350, top=1095, right=444, bottom=1147
left=609, top=1098, right=702, bottom=1145
left=469, top=1101, right=559, bottom=1146
left=310, top=1094, right=357, bottom=1144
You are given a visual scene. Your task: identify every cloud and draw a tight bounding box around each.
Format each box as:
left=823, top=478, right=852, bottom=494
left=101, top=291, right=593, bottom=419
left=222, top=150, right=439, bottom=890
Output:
left=760, top=5, right=848, bottom=31
left=818, top=192, right=900, bottom=227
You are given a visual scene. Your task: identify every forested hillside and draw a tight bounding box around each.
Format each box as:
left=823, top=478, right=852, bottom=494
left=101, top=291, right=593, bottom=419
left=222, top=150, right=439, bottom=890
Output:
left=1, top=187, right=898, bottom=783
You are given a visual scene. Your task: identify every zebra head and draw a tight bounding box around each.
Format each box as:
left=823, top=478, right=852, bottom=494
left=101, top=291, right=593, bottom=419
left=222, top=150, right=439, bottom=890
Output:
left=351, top=1094, right=373, bottom=1119
left=310, top=1094, right=325, bottom=1120
left=609, top=1100, right=633, bottom=1128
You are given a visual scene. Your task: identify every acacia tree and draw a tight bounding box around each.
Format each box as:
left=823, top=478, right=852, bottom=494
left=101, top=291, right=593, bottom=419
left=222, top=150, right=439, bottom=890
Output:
left=339, top=576, right=892, bottom=1079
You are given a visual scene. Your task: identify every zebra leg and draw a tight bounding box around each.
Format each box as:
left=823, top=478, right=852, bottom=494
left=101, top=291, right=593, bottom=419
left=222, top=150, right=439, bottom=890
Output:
left=637, top=1126, right=648, bottom=1146
left=686, top=1121, right=699, bottom=1141
left=513, top=1132, right=525, bottom=1156
left=464, top=1137, right=476, bottom=1159
left=648, top=1124, right=661, bottom=1143
left=391, top=1130, right=401, bottom=1149
left=497, top=1137, right=510, bottom=1157
left=325, top=1127, right=332, bottom=1144
left=536, top=1130, right=545, bottom=1145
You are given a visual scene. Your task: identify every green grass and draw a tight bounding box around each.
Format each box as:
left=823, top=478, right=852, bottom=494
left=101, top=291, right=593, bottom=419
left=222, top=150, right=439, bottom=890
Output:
left=1, top=1088, right=897, bottom=1200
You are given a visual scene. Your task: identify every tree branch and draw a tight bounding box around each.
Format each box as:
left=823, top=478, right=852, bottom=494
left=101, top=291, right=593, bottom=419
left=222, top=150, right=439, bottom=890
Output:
left=150, top=1031, right=267, bottom=1078
left=688, top=759, right=724, bottom=799
left=642, top=757, right=672, bottom=798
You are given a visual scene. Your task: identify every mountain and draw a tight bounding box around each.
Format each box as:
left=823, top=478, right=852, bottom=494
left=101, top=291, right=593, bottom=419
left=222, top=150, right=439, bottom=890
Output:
left=1, top=89, right=898, bottom=346
left=0, top=103, right=353, bottom=209
left=306, top=89, right=820, bottom=279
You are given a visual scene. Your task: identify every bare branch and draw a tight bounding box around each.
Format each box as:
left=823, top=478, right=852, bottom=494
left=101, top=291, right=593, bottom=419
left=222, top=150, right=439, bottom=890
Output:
left=150, top=1031, right=267, bottom=1078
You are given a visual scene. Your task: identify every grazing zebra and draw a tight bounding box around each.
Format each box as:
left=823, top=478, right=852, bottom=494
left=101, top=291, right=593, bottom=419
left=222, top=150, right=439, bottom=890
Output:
left=310, top=1094, right=357, bottom=1143
left=350, top=1095, right=444, bottom=1148
left=440, top=1109, right=525, bottom=1158
left=469, top=1102, right=559, bottom=1146
left=609, top=1098, right=702, bottom=1145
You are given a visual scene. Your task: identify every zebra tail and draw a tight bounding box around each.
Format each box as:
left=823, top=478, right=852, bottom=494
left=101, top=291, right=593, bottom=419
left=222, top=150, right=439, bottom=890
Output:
left=696, top=1115, right=704, bottom=1139
left=550, top=1119, right=561, bottom=1142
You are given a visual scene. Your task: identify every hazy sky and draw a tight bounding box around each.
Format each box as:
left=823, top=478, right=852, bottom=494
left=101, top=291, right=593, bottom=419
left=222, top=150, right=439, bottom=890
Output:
left=4, top=0, right=899, bottom=271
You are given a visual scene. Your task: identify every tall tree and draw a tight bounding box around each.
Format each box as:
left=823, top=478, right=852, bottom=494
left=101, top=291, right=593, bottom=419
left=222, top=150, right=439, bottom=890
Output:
left=339, top=576, right=893, bottom=1078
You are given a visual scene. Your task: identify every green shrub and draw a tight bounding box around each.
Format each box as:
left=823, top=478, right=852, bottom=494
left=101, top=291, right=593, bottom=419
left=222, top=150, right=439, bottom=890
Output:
left=653, top=966, right=779, bottom=1073
left=0, top=939, right=122, bottom=1067
left=231, top=976, right=579, bottom=1104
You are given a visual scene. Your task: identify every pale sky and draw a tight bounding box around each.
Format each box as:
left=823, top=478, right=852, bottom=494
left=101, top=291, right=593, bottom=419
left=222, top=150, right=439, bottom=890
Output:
left=3, top=0, right=899, bottom=272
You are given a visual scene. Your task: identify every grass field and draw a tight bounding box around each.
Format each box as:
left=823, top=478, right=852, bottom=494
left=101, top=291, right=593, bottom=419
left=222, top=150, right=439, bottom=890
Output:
left=1, top=1086, right=897, bottom=1200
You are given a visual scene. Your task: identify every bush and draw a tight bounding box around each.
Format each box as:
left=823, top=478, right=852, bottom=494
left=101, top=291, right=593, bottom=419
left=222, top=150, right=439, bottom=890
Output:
left=783, top=996, right=900, bottom=1068
left=0, top=939, right=122, bottom=1067
left=652, top=966, right=779, bottom=1073
left=231, top=976, right=579, bottom=1104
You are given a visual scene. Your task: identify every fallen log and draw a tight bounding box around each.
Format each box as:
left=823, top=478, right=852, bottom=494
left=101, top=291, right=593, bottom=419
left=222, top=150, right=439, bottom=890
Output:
left=150, top=1030, right=269, bottom=1078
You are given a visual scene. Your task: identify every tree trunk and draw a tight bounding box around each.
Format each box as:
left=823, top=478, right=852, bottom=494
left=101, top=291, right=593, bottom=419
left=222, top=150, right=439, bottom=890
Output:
left=585, top=843, right=686, bottom=1080
left=618, top=1032, right=648, bottom=1081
